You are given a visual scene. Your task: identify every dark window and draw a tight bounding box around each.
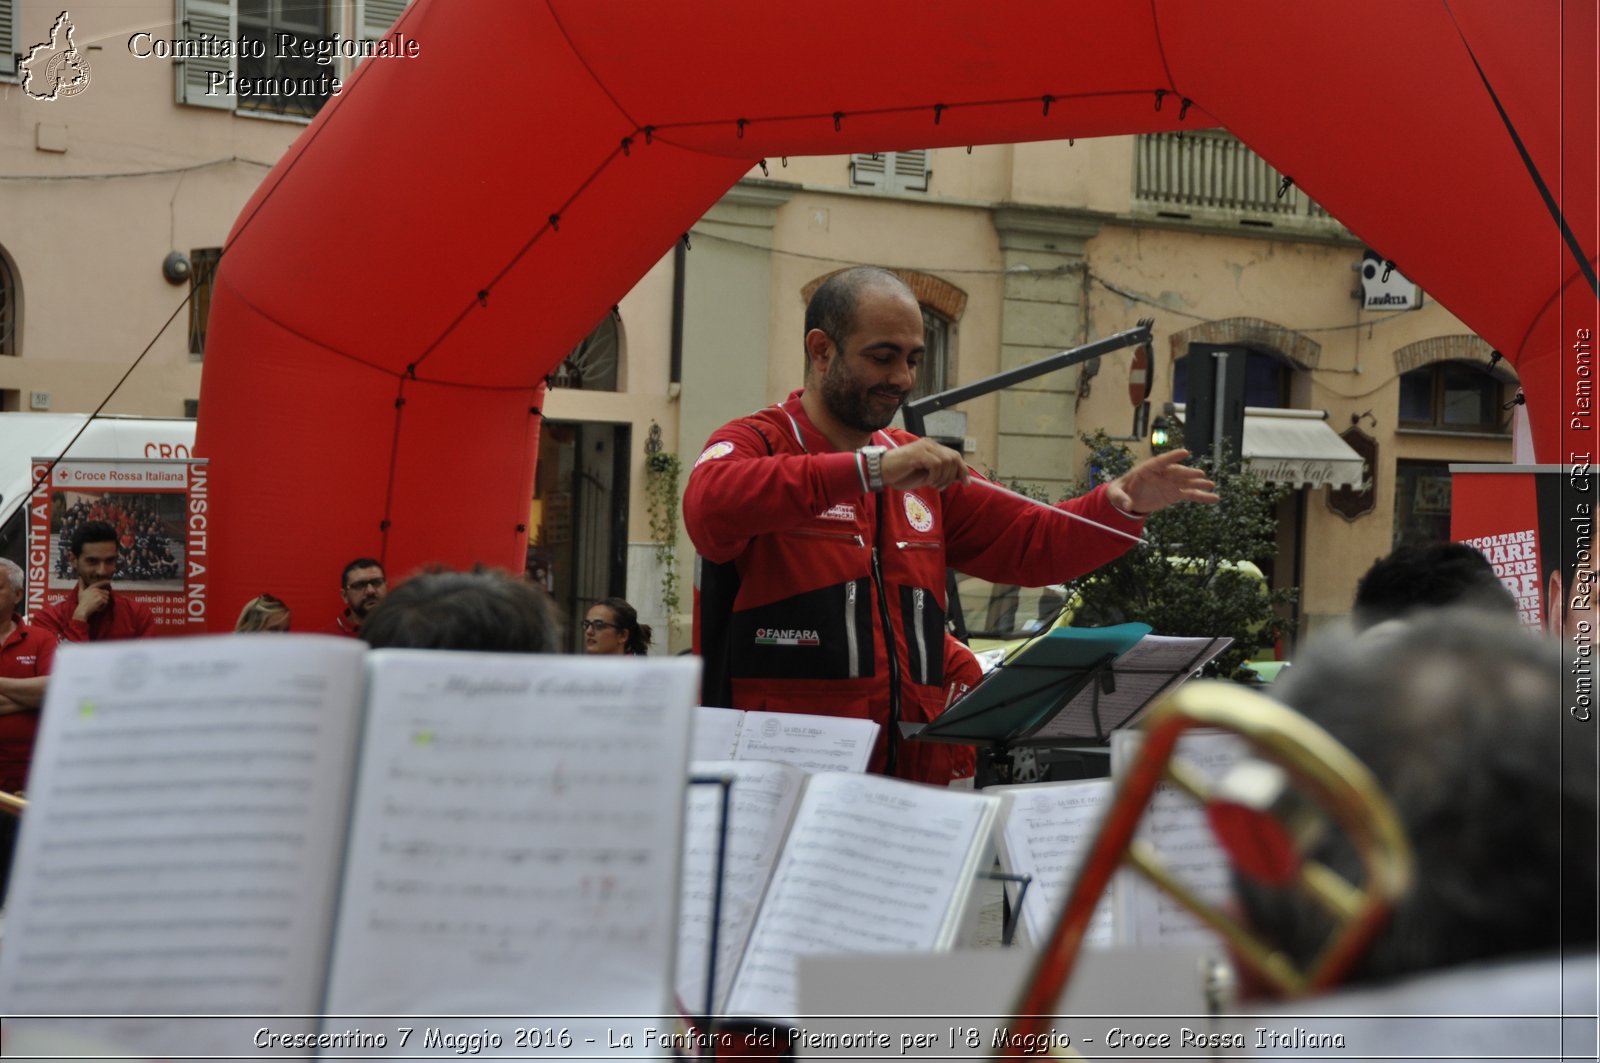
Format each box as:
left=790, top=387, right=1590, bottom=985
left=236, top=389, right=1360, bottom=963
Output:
left=1397, top=361, right=1506, bottom=432
left=188, top=248, right=222, bottom=357
left=549, top=311, right=620, bottom=392
left=0, top=250, right=16, bottom=355
left=1393, top=459, right=1454, bottom=548
left=912, top=306, right=951, bottom=402
left=1173, top=349, right=1289, bottom=408
left=237, top=0, right=334, bottom=117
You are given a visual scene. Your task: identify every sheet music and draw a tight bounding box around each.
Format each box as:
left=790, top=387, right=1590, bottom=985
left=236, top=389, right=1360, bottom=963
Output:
left=678, top=760, right=807, bottom=1015
left=733, top=711, right=878, bottom=773
left=1110, top=729, right=1247, bottom=947
left=322, top=653, right=698, bottom=1052
left=1029, top=636, right=1230, bottom=741
left=989, top=780, right=1116, bottom=947
left=724, top=773, right=999, bottom=1020
left=0, top=635, right=368, bottom=1056
left=691, top=705, right=745, bottom=761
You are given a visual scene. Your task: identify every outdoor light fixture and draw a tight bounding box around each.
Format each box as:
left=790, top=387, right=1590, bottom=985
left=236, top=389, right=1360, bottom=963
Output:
left=1150, top=415, right=1172, bottom=452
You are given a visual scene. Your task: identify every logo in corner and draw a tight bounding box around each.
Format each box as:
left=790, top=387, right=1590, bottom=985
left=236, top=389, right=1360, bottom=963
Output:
left=22, top=12, right=92, bottom=101
left=695, top=441, right=735, bottom=468
left=903, top=492, right=935, bottom=533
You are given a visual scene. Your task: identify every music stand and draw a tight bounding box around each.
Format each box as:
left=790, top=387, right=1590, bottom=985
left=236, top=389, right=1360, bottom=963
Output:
left=906, top=623, right=1232, bottom=785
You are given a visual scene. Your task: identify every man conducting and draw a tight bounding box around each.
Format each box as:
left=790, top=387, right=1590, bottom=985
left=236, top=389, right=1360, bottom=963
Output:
left=33, top=521, right=155, bottom=643
left=684, top=267, right=1216, bottom=784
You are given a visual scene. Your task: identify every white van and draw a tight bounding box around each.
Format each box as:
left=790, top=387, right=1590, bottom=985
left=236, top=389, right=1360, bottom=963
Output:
left=0, top=413, right=197, bottom=593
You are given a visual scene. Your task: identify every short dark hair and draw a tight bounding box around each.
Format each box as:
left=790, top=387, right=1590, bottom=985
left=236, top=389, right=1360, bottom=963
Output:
left=1351, top=541, right=1517, bottom=630
left=594, top=596, right=652, bottom=655
left=804, top=266, right=915, bottom=346
left=70, top=521, right=119, bottom=557
left=361, top=568, right=559, bottom=654
left=1239, top=611, right=1596, bottom=984
left=341, top=557, right=384, bottom=588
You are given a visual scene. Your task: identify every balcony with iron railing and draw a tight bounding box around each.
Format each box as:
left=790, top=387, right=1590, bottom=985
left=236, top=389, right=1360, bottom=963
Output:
left=1133, top=131, right=1349, bottom=236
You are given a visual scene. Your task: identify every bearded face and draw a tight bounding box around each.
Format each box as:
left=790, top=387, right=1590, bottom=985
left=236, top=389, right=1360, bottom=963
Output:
left=819, top=346, right=909, bottom=433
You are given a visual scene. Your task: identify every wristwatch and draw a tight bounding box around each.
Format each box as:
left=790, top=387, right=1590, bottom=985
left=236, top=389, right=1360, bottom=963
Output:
left=860, top=445, right=888, bottom=492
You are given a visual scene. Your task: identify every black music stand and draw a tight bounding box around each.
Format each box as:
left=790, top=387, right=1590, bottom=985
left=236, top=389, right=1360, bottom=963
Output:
left=906, top=623, right=1232, bottom=786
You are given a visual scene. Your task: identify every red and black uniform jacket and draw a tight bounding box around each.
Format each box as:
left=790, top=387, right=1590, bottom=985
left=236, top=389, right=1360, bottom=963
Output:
left=0, top=614, right=57, bottom=793
left=684, top=390, right=1143, bottom=785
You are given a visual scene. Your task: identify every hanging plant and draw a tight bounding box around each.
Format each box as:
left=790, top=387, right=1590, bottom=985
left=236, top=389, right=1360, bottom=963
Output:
left=643, top=423, right=681, bottom=614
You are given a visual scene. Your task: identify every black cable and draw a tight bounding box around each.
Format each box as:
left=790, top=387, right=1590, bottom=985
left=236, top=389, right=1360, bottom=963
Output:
left=1442, top=0, right=1598, bottom=298
left=8, top=289, right=193, bottom=549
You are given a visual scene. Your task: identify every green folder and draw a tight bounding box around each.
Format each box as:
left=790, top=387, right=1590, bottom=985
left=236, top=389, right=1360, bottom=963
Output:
left=917, top=622, right=1152, bottom=744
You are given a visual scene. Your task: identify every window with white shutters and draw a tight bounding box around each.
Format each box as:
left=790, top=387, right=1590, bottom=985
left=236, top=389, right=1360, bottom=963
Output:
left=175, top=0, right=411, bottom=115
left=355, top=0, right=407, bottom=43
left=850, top=150, right=930, bottom=193
left=174, top=0, right=236, bottom=108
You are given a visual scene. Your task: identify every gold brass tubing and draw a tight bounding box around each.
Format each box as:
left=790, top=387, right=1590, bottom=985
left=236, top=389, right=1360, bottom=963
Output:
left=0, top=790, right=26, bottom=817
left=999, top=682, right=1415, bottom=1055
left=1298, top=859, right=1363, bottom=921
left=1161, top=758, right=1212, bottom=805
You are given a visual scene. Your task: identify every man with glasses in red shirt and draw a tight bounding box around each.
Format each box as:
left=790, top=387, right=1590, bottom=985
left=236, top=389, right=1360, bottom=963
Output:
left=324, top=557, right=388, bottom=638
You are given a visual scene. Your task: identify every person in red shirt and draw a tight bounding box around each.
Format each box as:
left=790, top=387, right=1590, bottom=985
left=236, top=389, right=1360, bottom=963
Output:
left=0, top=557, right=54, bottom=895
left=33, top=521, right=155, bottom=644
left=323, top=558, right=388, bottom=637
left=685, top=266, right=1217, bottom=784
left=0, top=558, right=55, bottom=794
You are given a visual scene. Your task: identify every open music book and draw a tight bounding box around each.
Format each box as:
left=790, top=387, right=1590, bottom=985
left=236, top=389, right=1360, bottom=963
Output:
left=691, top=706, right=879, bottom=772
left=0, top=635, right=700, bottom=1058
left=678, top=761, right=1000, bottom=1022
left=990, top=729, right=1245, bottom=950
left=989, top=778, right=1117, bottom=947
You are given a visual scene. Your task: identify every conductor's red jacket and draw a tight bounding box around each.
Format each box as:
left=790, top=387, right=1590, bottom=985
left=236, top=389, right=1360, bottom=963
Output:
left=684, top=391, right=1143, bottom=785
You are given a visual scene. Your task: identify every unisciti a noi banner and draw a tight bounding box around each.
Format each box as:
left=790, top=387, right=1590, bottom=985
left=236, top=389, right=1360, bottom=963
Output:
left=27, top=458, right=210, bottom=634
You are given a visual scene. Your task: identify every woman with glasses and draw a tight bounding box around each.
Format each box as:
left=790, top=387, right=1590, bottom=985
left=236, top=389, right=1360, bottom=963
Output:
left=235, top=593, right=292, bottom=633
left=581, top=597, right=651, bottom=656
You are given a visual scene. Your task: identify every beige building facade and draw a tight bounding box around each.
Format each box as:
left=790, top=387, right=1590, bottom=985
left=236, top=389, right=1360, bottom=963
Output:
left=648, top=137, right=1514, bottom=650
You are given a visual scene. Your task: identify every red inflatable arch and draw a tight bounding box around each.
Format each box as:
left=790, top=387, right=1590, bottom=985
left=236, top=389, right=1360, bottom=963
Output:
left=196, top=0, right=1596, bottom=628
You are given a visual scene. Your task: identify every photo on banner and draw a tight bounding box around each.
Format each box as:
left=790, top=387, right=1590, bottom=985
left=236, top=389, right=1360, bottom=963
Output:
left=26, top=458, right=210, bottom=634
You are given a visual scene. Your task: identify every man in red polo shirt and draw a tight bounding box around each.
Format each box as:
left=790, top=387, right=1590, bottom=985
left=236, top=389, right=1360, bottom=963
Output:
left=0, top=558, right=54, bottom=795
left=323, top=557, right=388, bottom=638
left=33, top=520, right=155, bottom=644
left=0, top=556, right=56, bottom=894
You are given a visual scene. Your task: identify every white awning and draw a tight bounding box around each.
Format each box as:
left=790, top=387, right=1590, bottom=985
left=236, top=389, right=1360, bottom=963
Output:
left=1169, top=405, right=1367, bottom=490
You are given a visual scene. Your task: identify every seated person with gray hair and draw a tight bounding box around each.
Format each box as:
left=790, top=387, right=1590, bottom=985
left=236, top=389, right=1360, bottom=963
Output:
left=1219, top=611, right=1596, bottom=1054
left=1244, top=610, right=1594, bottom=982
left=361, top=568, right=560, bottom=654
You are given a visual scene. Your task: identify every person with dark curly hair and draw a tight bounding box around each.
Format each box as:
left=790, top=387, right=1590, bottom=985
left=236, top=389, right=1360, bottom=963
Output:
left=1351, top=541, right=1517, bottom=631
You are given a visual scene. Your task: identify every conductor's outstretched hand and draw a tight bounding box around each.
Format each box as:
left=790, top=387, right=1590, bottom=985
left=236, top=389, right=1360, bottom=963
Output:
left=1107, top=449, right=1219, bottom=517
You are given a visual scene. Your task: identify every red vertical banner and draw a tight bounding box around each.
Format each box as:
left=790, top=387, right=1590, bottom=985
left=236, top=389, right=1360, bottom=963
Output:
left=27, top=458, right=210, bottom=635
left=1450, top=466, right=1546, bottom=629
